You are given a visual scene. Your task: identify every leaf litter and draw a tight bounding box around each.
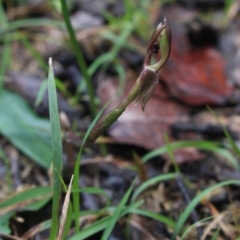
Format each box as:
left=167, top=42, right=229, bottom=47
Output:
left=1, top=1, right=240, bottom=239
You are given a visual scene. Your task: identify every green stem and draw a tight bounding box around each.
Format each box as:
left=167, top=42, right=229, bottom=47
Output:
left=85, top=78, right=141, bottom=146
left=59, top=0, right=96, bottom=116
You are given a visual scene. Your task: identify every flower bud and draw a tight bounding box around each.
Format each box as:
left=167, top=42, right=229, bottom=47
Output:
left=136, top=18, right=171, bottom=110
left=150, top=18, right=171, bottom=72
left=135, top=66, right=159, bottom=111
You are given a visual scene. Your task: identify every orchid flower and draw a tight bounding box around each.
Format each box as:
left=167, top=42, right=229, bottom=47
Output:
left=86, top=18, right=171, bottom=146
left=136, top=18, right=171, bottom=110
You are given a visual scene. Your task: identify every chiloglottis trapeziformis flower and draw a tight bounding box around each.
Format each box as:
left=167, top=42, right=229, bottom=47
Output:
left=135, top=17, right=171, bottom=111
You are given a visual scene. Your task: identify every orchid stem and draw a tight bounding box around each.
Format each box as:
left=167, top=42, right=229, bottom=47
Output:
left=85, top=18, right=171, bottom=147
left=85, top=78, right=141, bottom=146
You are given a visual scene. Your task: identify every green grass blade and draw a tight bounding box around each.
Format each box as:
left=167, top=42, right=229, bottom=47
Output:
left=0, top=2, right=11, bottom=91
left=0, top=19, right=63, bottom=35
left=164, top=133, right=181, bottom=173
left=211, top=226, right=221, bottom=240
left=70, top=200, right=143, bottom=240
left=35, top=80, right=48, bottom=107
left=0, top=186, right=52, bottom=210
left=72, top=215, right=111, bottom=240
left=214, top=147, right=239, bottom=170
left=129, top=208, right=176, bottom=228
left=180, top=216, right=213, bottom=240
left=100, top=179, right=136, bottom=240
left=142, top=140, right=239, bottom=170
left=131, top=173, right=178, bottom=202
left=207, top=106, right=240, bottom=157
left=20, top=33, right=48, bottom=71
left=73, top=98, right=113, bottom=232
left=48, top=58, right=63, bottom=240
left=173, top=179, right=240, bottom=239
left=142, top=140, right=219, bottom=163
left=59, top=0, right=96, bottom=116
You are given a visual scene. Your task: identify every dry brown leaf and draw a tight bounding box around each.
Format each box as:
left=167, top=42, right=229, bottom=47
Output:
left=98, top=74, right=189, bottom=149
left=98, top=73, right=204, bottom=163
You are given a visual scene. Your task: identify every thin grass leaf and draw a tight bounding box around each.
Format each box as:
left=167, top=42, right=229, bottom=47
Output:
left=72, top=215, right=111, bottom=240
left=20, top=33, right=48, bottom=71
left=142, top=140, right=239, bottom=170
left=142, top=140, right=219, bottom=163
left=131, top=173, right=178, bottom=202
left=100, top=179, right=136, bottom=240
left=0, top=19, right=63, bottom=35
left=21, top=219, right=52, bottom=239
left=207, top=106, right=240, bottom=157
left=35, top=80, right=48, bottom=107
left=73, top=98, right=114, bottom=232
left=48, top=58, right=63, bottom=240
left=72, top=187, right=108, bottom=194
left=173, top=179, right=240, bottom=239
left=22, top=210, right=104, bottom=239
left=115, top=64, right=126, bottom=97
left=59, top=0, right=96, bottom=116
left=70, top=200, right=143, bottom=240
left=0, top=186, right=52, bottom=211
left=18, top=33, right=72, bottom=98
left=214, top=147, right=239, bottom=170
left=212, top=227, right=221, bottom=240
left=129, top=208, right=175, bottom=228
left=88, top=25, right=133, bottom=77
left=81, top=98, right=113, bottom=148
left=0, top=2, right=11, bottom=91
left=71, top=187, right=110, bottom=210
left=164, top=133, right=181, bottom=173
left=180, top=216, right=213, bottom=240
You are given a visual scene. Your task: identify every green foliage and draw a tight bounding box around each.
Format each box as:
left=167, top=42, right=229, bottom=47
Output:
left=142, top=140, right=240, bottom=170
left=0, top=2, right=11, bottom=91
left=1, top=1, right=240, bottom=239
left=59, top=0, right=96, bottom=116
left=100, top=180, right=135, bottom=240
left=173, top=179, right=240, bottom=238
left=0, top=18, right=63, bottom=35
left=131, top=172, right=178, bottom=202
left=72, top=97, right=113, bottom=232
left=0, top=212, right=13, bottom=235
left=0, top=186, right=52, bottom=210
left=0, top=187, right=52, bottom=236
left=211, top=227, right=221, bottom=240
left=48, top=59, right=64, bottom=240
left=69, top=201, right=143, bottom=240
left=0, top=90, right=52, bottom=168
left=180, top=216, right=213, bottom=239
left=208, top=106, right=240, bottom=159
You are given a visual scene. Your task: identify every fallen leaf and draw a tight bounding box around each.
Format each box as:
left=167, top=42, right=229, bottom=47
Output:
left=160, top=47, right=233, bottom=105
left=98, top=73, right=204, bottom=163
left=158, top=8, right=233, bottom=105
left=98, top=74, right=189, bottom=150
